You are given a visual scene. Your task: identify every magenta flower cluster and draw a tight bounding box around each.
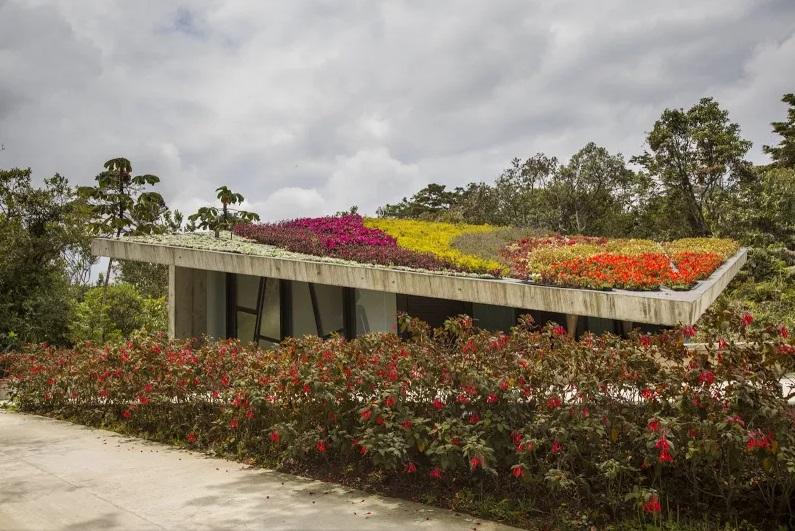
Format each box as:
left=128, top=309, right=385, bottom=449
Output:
left=233, top=215, right=456, bottom=272
left=282, top=214, right=396, bottom=249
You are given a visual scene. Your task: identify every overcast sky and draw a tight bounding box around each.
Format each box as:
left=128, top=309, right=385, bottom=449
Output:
left=1, top=0, right=794, bottom=220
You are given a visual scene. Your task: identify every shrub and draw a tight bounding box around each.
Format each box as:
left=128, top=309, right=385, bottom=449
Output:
left=3, top=311, right=794, bottom=528
left=69, top=284, right=166, bottom=343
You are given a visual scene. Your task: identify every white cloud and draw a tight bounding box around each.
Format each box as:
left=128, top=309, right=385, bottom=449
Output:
left=0, top=0, right=793, bottom=221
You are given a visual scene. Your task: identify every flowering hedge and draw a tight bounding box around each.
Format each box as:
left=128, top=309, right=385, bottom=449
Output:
left=3, top=311, right=793, bottom=527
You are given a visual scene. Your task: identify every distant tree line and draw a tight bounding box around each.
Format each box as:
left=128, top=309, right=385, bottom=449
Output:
left=379, top=96, right=794, bottom=249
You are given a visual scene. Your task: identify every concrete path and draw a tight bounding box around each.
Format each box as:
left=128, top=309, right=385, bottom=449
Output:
left=0, top=410, right=518, bottom=531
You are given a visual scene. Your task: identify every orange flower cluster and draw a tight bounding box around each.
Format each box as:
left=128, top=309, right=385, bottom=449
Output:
left=541, top=251, right=724, bottom=290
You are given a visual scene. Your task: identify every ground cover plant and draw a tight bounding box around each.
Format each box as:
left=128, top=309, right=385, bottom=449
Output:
left=234, top=214, right=457, bottom=273
left=502, top=235, right=739, bottom=290
left=362, top=217, right=506, bottom=275
left=3, top=310, right=794, bottom=529
left=233, top=214, right=739, bottom=291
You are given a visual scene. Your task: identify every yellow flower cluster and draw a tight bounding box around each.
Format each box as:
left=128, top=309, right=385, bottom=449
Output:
left=363, top=218, right=505, bottom=274
left=664, top=238, right=740, bottom=259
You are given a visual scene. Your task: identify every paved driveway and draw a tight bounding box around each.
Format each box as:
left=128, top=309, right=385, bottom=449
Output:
left=0, top=410, right=517, bottom=531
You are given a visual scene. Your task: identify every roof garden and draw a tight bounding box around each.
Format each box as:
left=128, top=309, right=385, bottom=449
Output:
left=119, top=214, right=742, bottom=292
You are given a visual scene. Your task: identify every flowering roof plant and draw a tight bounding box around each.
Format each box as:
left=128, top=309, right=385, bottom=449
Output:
left=230, top=215, right=739, bottom=291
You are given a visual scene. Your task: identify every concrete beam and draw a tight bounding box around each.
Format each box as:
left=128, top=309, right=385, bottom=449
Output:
left=92, top=238, right=747, bottom=326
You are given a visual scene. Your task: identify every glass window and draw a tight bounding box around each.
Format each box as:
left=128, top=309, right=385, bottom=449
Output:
left=290, top=281, right=345, bottom=338
left=473, top=303, right=516, bottom=332
left=291, top=282, right=317, bottom=337
left=259, top=278, right=280, bottom=341
left=236, top=311, right=256, bottom=343
left=355, top=289, right=397, bottom=335
left=313, top=283, right=344, bottom=337
left=236, top=274, right=259, bottom=309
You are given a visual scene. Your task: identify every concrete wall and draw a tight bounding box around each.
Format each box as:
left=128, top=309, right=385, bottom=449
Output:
left=168, top=266, right=208, bottom=339
left=97, top=239, right=748, bottom=327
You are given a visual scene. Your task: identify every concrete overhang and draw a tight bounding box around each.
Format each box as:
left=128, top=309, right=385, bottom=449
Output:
left=91, top=237, right=747, bottom=326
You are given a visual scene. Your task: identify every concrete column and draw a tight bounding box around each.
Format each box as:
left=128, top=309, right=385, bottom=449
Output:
left=169, top=266, right=208, bottom=339
left=566, top=314, right=578, bottom=339
left=620, top=320, right=634, bottom=337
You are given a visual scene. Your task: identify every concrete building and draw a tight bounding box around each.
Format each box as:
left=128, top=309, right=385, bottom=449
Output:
left=91, top=234, right=747, bottom=343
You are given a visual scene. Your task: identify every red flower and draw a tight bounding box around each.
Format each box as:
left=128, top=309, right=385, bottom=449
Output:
left=469, top=455, right=482, bottom=470
left=681, top=325, right=697, bottom=338
left=551, top=440, right=562, bottom=454
left=451, top=437, right=461, bottom=446
left=498, top=380, right=509, bottom=391
left=778, top=325, right=789, bottom=339
left=643, top=494, right=662, bottom=514
left=640, top=388, right=655, bottom=400
left=143, top=383, right=153, bottom=393
left=656, top=436, right=673, bottom=463
left=468, top=413, right=481, bottom=425
left=647, top=419, right=661, bottom=433
left=432, top=399, right=445, bottom=410
left=303, top=384, right=312, bottom=394
left=741, top=312, right=753, bottom=327
left=121, top=409, right=132, bottom=419
left=746, top=430, right=772, bottom=450
left=229, top=418, right=239, bottom=430
left=245, top=409, right=255, bottom=419
left=186, top=432, right=197, bottom=444
left=137, top=394, right=150, bottom=405
left=639, top=335, right=652, bottom=348
left=359, top=445, right=368, bottom=456
left=401, top=419, right=413, bottom=430
left=698, top=370, right=715, bottom=386
left=546, top=396, right=562, bottom=410
left=404, top=462, right=417, bottom=474
left=360, top=408, right=372, bottom=422
left=552, top=325, right=567, bottom=336
left=511, top=465, right=524, bottom=478
left=315, top=440, right=327, bottom=453
left=269, top=431, right=281, bottom=444
left=375, top=415, right=385, bottom=425
left=486, top=393, right=498, bottom=404
left=384, top=396, right=396, bottom=408
left=429, top=467, right=442, bottom=479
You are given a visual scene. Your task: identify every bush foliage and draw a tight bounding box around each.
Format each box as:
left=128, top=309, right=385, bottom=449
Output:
left=3, top=311, right=794, bottom=528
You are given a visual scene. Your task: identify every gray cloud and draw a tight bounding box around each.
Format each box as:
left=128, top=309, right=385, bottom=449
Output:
left=1, top=0, right=793, bottom=220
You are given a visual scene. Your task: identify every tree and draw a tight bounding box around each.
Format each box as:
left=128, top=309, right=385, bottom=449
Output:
left=79, top=158, right=169, bottom=286
left=187, top=186, right=259, bottom=238
left=632, top=98, right=752, bottom=236
left=763, top=93, right=795, bottom=168
left=69, top=283, right=166, bottom=344
left=377, top=184, right=460, bottom=219
left=491, top=154, right=557, bottom=227
left=0, top=168, right=91, bottom=349
left=545, top=143, right=639, bottom=235
left=114, top=260, right=169, bottom=299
